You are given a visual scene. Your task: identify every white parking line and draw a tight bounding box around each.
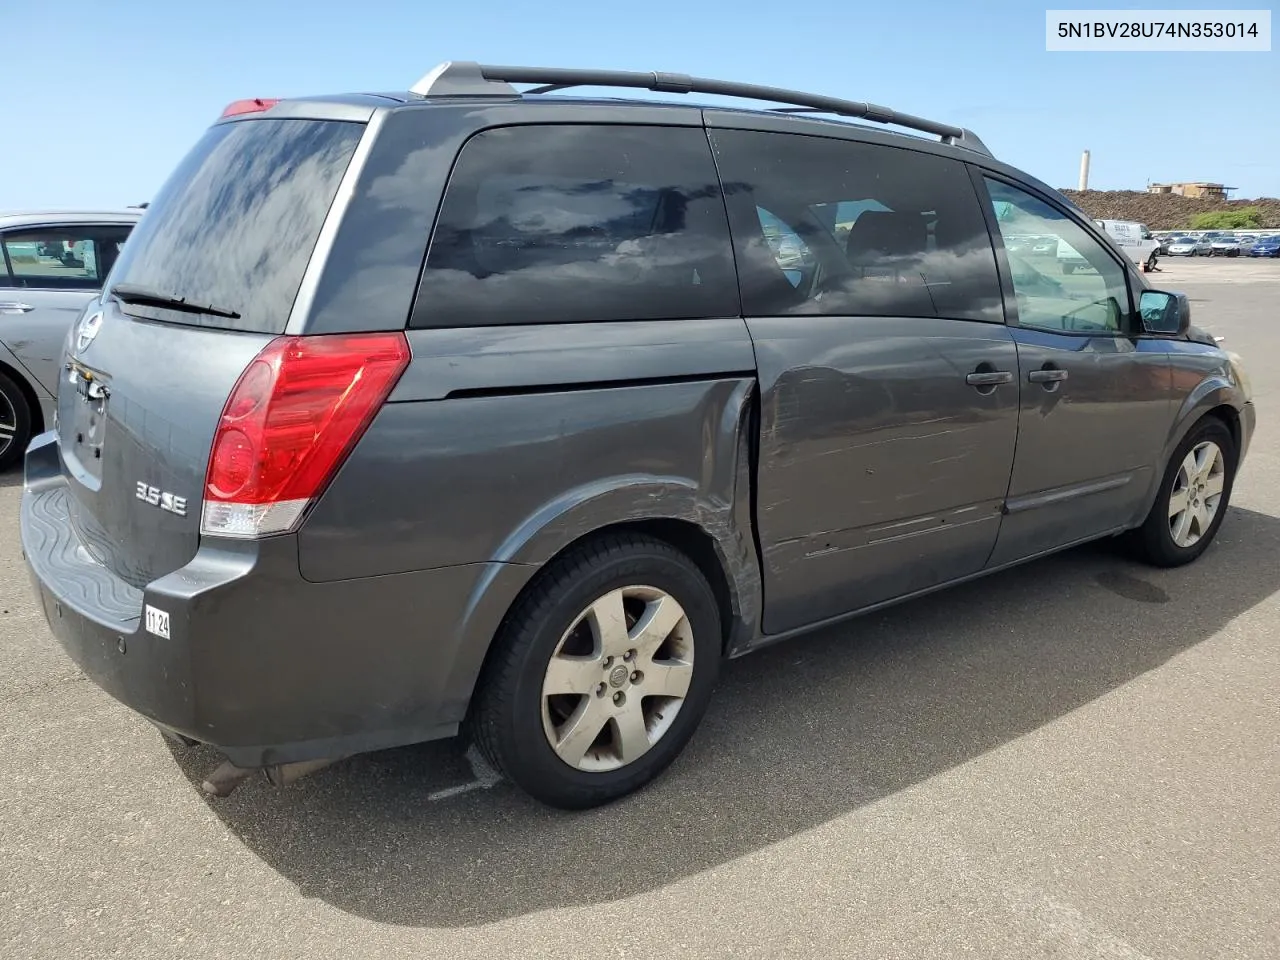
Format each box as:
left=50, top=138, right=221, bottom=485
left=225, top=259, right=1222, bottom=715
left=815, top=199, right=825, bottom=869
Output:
left=426, top=745, right=503, bottom=802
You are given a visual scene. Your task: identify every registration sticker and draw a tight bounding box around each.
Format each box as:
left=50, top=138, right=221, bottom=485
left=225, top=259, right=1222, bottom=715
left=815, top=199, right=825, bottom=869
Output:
left=144, top=605, right=171, bottom=640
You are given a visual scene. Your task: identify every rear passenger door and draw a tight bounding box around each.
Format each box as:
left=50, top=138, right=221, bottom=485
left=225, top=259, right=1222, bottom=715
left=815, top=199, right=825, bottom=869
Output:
left=980, top=178, right=1173, bottom=566
left=709, top=125, right=1019, bottom=635
left=0, top=223, right=134, bottom=393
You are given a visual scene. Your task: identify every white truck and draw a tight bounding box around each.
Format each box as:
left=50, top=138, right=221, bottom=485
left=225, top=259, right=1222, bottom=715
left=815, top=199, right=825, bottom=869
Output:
left=1059, top=219, right=1161, bottom=274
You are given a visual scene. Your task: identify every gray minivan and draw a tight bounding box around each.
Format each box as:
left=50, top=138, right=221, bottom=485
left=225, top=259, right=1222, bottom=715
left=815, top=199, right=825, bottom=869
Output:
left=21, top=64, right=1255, bottom=809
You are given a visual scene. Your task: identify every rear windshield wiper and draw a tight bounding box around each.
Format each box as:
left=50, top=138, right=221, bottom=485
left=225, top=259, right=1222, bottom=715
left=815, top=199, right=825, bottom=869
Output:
left=109, top=283, right=242, bottom=320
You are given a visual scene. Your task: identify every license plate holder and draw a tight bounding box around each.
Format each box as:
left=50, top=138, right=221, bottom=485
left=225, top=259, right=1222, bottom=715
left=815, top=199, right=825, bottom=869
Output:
left=63, top=364, right=109, bottom=480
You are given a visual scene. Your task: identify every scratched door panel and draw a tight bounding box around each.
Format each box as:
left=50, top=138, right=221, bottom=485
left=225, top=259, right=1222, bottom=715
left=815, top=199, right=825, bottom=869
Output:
left=707, top=125, right=1018, bottom=634
left=750, top=314, right=1020, bottom=634
left=987, top=330, right=1173, bottom=567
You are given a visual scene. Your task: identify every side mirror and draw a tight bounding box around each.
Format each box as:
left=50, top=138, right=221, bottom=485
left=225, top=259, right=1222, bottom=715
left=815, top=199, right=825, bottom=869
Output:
left=1139, top=289, right=1190, bottom=336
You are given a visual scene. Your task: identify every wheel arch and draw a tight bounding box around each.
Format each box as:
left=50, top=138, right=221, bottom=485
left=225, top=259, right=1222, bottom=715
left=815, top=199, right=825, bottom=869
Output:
left=1124, top=377, right=1244, bottom=530
left=1163, top=378, right=1245, bottom=468
left=453, top=512, right=761, bottom=737
left=589, top=517, right=741, bottom=653
left=494, top=501, right=761, bottom=658
left=1204, top=403, right=1242, bottom=464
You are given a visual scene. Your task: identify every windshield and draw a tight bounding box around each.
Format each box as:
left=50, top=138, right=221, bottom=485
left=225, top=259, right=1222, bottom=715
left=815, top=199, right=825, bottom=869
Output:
left=108, top=117, right=364, bottom=333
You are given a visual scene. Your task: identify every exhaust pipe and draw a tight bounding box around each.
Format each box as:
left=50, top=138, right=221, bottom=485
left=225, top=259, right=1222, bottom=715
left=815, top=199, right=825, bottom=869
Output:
left=201, top=760, right=256, bottom=797
left=263, top=757, right=339, bottom=788
left=200, top=757, right=341, bottom=797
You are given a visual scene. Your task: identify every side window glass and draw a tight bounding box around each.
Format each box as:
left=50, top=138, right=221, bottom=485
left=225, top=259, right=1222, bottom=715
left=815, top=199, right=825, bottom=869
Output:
left=95, top=225, right=135, bottom=286
left=755, top=206, right=815, bottom=289
left=986, top=179, right=1131, bottom=335
left=1, top=228, right=104, bottom=290
left=711, top=129, right=1003, bottom=323
left=413, top=124, right=738, bottom=328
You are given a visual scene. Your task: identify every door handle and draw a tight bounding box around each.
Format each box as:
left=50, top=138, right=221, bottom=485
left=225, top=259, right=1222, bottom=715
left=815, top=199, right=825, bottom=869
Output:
left=1028, top=368, right=1069, bottom=383
left=0, top=302, right=35, bottom=314
left=965, top=370, right=1013, bottom=387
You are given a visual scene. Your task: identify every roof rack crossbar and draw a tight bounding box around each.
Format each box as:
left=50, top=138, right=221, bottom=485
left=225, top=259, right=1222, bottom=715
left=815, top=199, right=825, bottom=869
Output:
left=409, top=61, right=991, bottom=157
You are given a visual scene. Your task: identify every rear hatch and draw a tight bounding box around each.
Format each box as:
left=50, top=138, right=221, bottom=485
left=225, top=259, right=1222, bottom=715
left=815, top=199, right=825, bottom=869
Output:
left=59, top=112, right=367, bottom=587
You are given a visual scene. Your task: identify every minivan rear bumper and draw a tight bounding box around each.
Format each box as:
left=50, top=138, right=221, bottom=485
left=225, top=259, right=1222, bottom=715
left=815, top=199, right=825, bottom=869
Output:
left=21, top=432, right=534, bottom=768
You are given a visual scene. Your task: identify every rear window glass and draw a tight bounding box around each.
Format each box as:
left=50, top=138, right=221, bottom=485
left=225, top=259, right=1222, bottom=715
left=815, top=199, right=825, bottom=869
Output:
left=411, top=124, right=738, bottom=328
left=107, top=117, right=364, bottom=333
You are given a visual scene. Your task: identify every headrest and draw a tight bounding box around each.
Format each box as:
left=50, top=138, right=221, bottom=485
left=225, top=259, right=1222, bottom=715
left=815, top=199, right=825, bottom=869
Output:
left=845, top=211, right=927, bottom=264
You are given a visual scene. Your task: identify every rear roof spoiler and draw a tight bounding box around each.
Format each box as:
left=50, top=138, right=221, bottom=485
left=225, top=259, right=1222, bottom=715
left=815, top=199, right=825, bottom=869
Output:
left=409, top=61, right=993, bottom=158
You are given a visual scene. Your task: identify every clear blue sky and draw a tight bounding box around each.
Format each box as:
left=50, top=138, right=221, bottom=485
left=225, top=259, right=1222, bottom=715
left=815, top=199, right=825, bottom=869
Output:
left=1, top=0, right=1276, bottom=210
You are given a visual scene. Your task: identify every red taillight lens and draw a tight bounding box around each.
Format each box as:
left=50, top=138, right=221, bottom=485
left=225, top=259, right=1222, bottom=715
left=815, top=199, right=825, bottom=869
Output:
left=201, top=333, right=410, bottom=539
left=220, top=97, right=281, bottom=119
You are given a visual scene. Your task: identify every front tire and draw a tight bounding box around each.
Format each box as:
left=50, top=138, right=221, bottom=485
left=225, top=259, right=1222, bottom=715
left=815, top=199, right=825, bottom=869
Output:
left=0, top=370, right=34, bottom=472
left=1130, top=418, right=1236, bottom=567
left=470, top=533, right=722, bottom=809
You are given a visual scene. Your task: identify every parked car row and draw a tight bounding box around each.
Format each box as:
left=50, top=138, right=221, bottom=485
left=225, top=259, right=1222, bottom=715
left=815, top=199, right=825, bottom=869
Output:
left=1159, top=233, right=1280, bottom=257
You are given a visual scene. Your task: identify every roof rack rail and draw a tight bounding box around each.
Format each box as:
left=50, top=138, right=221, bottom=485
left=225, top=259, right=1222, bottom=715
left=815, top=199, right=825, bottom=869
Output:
left=409, top=61, right=992, bottom=157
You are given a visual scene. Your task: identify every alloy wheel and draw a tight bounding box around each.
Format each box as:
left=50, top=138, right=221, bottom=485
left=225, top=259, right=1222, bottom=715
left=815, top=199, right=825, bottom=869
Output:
left=541, top=585, right=695, bottom=772
left=1168, top=440, right=1226, bottom=548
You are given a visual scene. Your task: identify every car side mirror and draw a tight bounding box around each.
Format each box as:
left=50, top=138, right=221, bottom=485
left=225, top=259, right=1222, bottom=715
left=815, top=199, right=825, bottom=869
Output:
left=1139, top=289, right=1190, bottom=336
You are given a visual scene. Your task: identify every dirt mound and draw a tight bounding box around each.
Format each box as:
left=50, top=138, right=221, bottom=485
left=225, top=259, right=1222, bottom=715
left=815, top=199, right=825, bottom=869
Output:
left=1058, top=189, right=1280, bottom=230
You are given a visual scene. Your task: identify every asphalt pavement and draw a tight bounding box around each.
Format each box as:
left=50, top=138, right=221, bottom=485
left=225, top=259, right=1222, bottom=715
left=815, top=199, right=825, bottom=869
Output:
left=2, top=258, right=1278, bottom=959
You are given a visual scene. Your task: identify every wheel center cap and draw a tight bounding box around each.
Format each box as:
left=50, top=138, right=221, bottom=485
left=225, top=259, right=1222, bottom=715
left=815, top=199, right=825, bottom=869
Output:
left=608, top=665, right=629, bottom=688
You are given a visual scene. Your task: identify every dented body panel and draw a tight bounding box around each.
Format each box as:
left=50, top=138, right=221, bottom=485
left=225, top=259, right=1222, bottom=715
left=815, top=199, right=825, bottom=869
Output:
left=748, top=315, right=1019, bottom=633
left=986, top=328, right=1174, bottom=567
left=301, top=318, right=764, bottom=648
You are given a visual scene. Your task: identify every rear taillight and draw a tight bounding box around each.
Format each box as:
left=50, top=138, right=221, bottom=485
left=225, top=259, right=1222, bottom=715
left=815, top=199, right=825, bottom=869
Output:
left=219, top=98, right=281, bottom=119
left=200, top=333, right=410, bottom=539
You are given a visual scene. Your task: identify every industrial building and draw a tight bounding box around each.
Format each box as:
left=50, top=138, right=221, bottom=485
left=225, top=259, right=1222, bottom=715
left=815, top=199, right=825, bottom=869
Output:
left=1147, top=182, right=1236, bottom=200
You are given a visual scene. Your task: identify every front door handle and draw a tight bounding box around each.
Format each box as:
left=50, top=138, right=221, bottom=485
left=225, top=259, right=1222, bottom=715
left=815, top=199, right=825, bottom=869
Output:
left=965, top=370, right=1013, bottom=387
left=0, top=301, right=35, bottom=314
left=1028, top=368, right=1069, bottom=383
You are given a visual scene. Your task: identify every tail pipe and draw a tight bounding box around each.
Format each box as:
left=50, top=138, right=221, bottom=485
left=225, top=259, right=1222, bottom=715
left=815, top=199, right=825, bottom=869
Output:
left=200, top=757, right=341, bottom=798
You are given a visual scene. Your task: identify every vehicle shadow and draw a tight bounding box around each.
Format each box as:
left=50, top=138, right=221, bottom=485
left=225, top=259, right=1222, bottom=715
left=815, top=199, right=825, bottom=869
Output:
left=167, top=505, right=1280, bottom=929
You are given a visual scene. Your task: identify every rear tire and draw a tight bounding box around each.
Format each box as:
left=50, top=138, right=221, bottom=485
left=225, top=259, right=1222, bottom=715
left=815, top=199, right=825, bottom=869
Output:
left=470, top=533, right=722, bottom=809
left=1129, top=418, right=1236, bottom=568
left=0, top=370, right=33, bottom=472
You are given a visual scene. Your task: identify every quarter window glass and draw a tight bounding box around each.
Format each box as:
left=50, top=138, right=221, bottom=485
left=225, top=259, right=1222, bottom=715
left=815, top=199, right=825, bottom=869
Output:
left=413, top=125, right=738, bottom=328
left=986, top=179, right=1131, bottom=334
left=711, top=129, right=1003, bottom=323
left=2, top=226, right=131, bottom=290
